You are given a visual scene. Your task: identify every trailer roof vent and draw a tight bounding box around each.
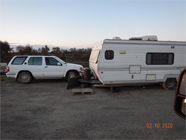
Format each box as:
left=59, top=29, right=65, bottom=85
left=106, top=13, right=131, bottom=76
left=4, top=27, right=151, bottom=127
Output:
left=142, top=35, right=158, bottom=41
left=129, top=37, right=142, bottom=40
left=112, top=36, right=121, bottom=40
left=129, top=35, right=158, bottom=41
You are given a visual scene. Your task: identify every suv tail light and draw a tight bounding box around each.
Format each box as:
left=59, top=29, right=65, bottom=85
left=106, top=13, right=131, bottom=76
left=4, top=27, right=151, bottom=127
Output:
left=6, top=66, right=10, bottom=72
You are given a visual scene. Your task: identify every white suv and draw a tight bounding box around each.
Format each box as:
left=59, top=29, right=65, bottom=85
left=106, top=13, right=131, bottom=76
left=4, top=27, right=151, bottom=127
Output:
left=6, top=55, right=83, bottom=84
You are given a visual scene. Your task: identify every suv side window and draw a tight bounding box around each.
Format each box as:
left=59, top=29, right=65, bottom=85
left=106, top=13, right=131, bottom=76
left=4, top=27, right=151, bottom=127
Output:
left=12, top=57, right=27, bottom=65
left=28, top=57, right=42, bottom=65
left=45, top=57, right=59, bottom=65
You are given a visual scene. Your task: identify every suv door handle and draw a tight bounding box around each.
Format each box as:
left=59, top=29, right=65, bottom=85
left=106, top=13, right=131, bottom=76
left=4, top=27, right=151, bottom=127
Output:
left=45, top=66, right=48, bottom=68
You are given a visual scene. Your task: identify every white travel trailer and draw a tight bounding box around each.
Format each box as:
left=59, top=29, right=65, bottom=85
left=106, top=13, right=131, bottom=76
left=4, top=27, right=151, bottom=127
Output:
left=89, top=36, right=186, bottom=89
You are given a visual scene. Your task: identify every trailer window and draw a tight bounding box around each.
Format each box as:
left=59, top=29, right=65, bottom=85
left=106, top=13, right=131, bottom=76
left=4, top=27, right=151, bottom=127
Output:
left=146, top=53, right=174, bottom=65
left=105, top=50, right=114, bottom=60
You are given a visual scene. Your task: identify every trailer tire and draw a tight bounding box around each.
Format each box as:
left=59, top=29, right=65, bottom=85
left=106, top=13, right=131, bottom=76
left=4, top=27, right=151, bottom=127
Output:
left=162, top=78, right=176, bottom=90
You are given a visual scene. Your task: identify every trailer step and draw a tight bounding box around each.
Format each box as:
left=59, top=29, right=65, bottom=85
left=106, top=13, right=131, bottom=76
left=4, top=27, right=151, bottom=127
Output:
left=72, top=88, right=93, bottom=95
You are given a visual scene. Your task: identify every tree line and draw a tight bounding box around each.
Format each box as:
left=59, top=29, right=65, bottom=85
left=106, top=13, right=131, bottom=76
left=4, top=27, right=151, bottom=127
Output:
left=0, top=41, right=92, bottom=63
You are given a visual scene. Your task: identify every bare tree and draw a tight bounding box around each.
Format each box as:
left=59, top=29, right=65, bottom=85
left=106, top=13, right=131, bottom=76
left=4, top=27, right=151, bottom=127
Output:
left=41, top=45, right=50, bottom=55
left=0, top=41, right=11, bottom=62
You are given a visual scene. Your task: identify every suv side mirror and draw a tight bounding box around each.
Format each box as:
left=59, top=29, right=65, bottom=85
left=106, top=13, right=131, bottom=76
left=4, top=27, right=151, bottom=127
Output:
left=57, top=62, right=62, bottom=66
left=174, top=68, right=186, bottom=119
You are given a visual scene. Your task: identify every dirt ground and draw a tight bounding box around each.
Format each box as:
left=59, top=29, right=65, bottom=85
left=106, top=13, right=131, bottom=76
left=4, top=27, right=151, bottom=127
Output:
left=1, top=76, right=186, bottom=139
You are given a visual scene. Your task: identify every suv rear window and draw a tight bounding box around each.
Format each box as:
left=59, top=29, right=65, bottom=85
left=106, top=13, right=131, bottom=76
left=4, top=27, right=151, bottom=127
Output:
left=28, top=57, right=42, bottom=65
left=12, top=57, right=27, bottom=65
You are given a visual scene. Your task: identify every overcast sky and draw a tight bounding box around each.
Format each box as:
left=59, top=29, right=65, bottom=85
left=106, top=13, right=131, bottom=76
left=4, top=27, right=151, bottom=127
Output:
left=0, top=0, right=185, bottom=48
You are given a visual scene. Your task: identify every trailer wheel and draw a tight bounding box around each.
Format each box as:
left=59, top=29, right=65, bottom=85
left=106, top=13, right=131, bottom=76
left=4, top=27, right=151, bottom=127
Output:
left=162, top=78, right=176, bottom=90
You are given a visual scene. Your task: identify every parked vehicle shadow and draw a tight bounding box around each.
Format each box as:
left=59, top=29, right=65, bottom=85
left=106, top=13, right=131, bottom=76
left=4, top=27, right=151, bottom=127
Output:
left=32, top=79, right=67, bottom=84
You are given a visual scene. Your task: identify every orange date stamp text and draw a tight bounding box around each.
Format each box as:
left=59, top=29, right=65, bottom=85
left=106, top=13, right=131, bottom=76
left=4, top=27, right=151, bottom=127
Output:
left=146, top=123, right=173, bottom=128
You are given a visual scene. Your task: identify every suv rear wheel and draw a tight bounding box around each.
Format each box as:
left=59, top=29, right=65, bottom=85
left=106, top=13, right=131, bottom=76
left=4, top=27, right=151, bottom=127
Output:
left=18, top=72, right=32, bottom=84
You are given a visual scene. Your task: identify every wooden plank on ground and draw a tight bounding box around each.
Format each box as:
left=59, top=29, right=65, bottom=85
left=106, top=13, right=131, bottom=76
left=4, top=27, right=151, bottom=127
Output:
left=72, top=88, right=93, bottom=94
